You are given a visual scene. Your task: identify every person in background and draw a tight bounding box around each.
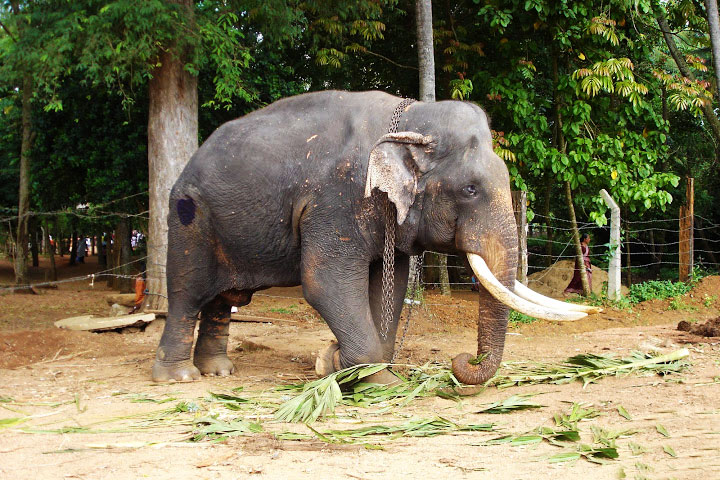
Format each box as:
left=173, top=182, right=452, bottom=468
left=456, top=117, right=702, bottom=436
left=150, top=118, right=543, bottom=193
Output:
left=564, top=233, right=592, bottom=295
left=129, top=262, right=147, bottom=314
left=76, top=236, right=87, bottom=264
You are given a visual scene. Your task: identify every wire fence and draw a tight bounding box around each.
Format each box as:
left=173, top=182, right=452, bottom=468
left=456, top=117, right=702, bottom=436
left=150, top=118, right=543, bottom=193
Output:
left=420, top=212, right=720, bottom=289
left=2, top=197, right=719, bottom=293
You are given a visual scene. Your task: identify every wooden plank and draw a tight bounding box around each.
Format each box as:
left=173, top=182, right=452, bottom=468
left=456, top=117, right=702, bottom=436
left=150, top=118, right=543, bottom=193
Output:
left=55, top=313, right=156, bottom=332
left=230, top=314, right=300, bottom=324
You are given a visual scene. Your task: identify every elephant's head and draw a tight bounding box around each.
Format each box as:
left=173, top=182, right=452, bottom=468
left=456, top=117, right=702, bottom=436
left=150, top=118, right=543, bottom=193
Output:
left=365, top=100, right=598, bottom=385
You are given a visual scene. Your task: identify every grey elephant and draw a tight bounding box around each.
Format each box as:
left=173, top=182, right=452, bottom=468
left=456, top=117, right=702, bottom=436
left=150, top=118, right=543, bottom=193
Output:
left=152, top=90, right=597, bottom=384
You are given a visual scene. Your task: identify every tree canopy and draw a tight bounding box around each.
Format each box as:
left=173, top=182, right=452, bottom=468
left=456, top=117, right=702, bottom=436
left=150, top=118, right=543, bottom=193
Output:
left=1, top=0, right=718, bottom=286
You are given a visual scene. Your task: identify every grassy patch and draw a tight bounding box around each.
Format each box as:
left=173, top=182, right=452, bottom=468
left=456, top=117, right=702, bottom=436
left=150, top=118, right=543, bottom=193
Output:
left=627, top=280, right=692, bottom=304
left=509, top=310, right=537, bottom=326
left=267, top=304, right=299, bottom=314
left=667, top=297, right=697, bottom=311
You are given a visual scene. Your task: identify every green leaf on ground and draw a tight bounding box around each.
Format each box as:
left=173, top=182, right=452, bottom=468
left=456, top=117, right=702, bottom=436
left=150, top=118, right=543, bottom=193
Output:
left=663, top=445, right=677, bottom=457
left=617, top=405, right=632, bottom=420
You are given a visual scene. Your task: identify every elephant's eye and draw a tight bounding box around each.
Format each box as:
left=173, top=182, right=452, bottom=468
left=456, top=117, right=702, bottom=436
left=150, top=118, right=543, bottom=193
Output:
left=462, top=185, right=478, bottom=197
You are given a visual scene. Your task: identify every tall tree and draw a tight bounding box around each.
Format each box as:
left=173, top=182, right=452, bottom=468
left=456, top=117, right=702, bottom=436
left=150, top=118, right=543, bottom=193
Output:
left=0, top=1, right=74, bottom=285
left=706, top=0, right=720, bottom=93
left=653, top=2, right=720, bottom=145
left=145, top=0, right=198, bottom=311
left=415, top=0, right=450, bottom=294
left=416, top=0, right=435, bottom=102
left=2, top=2, right=33, bottom=286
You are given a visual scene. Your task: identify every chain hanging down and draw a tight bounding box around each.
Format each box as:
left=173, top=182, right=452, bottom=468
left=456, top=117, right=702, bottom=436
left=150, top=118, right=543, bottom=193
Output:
left=379, top=197, right=397, bottom=340
left=379, top=98, right=416, bottom=341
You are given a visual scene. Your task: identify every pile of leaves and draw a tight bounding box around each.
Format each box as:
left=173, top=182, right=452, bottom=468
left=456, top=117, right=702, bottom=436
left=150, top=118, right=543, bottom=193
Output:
left=4, top=349, right=691, bottom=458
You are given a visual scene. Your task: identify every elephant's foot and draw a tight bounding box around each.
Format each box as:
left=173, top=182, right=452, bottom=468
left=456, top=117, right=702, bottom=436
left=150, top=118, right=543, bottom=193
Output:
left=315, top=343, right=399, bottom=385
left=362, top=368, right=401, bottom=385
left=315, top=342, right=341, bottom=376
left=193, top=353, right=235, bottom=377
left=193, top=331, right=234, bottom=376
left=152, top=360, right=201, bottom=383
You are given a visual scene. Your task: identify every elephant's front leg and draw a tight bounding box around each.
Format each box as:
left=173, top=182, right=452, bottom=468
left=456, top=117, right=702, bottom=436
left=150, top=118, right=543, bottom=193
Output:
left=194, top=298, right=235, bottom=377
left=302, top=253, right=386, bottom=370
left=368, top=252, right=410, bottom=362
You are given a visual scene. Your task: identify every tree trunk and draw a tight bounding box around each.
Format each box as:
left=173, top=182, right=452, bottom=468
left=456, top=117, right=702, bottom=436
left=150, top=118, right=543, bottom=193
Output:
left=655, top=6, right=720, bottom=144
left=98, top=230, right=107, bottom=269
left=415, top=0, right=450, bottom=294
left=416, top=0, right=436, bottom=103
left=44, top=220, right=57, bottom=282
left=437, top=254, right=450, bottom=295
left=14, top=74, right=33, bottom=285
left=40, top=225, right=46, bottom=254
left=145, top=0, right=198, bottom=311
left=564, top=181, right=591, bottom=296
left=106, top=233, right=115, bottom=287
left=543, top=181, right=553, bottom=267
left=30, top=224, right=39, bottom=268
left=706, top=0, right=720, bottom=94
left=70, top=229, right=78, bottom=265
left=114, top=218, right=133, bottom=292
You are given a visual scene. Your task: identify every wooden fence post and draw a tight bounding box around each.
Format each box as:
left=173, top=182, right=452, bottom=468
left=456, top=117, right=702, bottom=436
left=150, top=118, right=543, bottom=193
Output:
left=511, top=190, right=528, bottom=285
left=600, top=189, right=621, bottom=300
left=679, top=177, right=694, bottom=282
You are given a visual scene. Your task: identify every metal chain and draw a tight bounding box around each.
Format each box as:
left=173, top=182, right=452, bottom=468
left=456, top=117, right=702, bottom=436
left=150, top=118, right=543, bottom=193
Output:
left=388, top=98, right=416, bottom=134
left=379, top=98, right=416, bottom=342
left=379, top=199, right=396, bottom=340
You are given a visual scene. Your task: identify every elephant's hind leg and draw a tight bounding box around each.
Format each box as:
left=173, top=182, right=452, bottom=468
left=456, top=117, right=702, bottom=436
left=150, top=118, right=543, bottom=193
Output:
left=152, top=306, right=202, bottom=382
left=193, top=291, right=250, bottom=376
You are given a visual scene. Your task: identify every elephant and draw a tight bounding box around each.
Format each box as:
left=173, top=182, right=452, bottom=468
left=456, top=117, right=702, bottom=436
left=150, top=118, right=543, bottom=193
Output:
left=152, top=90, right=598, bottom=384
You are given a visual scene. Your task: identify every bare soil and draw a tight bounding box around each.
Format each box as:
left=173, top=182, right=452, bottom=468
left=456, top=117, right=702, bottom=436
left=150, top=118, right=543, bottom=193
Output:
left=1, top=255, right=719, bottom=479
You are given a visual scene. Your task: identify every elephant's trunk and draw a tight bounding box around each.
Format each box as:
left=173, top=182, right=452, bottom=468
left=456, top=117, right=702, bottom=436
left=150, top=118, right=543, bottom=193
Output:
left=451, top=280, right=510, bottom=385
left=452, top=252, right=598, bottom=384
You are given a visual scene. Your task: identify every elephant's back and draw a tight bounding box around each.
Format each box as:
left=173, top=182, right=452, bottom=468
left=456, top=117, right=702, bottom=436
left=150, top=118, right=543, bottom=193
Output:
left=168, top=91, right=401, bottom=261
left=178, top=90, right=399, bottom=198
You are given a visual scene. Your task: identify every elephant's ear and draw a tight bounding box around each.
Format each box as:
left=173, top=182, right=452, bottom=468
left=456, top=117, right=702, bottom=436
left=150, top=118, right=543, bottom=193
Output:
left=364, top=132, right=435, bottom=224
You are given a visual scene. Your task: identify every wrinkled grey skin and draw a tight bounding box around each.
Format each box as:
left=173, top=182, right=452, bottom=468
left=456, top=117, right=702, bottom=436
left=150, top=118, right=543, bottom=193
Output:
left=152, top=90, right=518, bottom=384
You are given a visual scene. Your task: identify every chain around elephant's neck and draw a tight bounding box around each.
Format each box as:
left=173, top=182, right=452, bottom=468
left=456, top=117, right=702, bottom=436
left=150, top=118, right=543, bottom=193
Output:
left=379, top=98, right=416, bottom=342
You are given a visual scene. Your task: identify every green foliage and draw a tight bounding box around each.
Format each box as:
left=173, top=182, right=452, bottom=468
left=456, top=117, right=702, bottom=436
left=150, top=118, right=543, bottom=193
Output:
left=490, top=349, right=690, bottom=388
left=274, top=364, right=387, bottom=423
left=195, top=11, right=254, bottom=109
left=667, top=297, right=696, bottom=312
left=268, top=304, right=298, bottom=314
left=509, top=310, right=538, bottom=325
left=626, top=280, right=692, bottom=304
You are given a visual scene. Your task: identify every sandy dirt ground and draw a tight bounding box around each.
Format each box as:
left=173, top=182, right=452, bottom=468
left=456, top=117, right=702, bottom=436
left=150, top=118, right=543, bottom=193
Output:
left=1, top=256, right=719, bottom=480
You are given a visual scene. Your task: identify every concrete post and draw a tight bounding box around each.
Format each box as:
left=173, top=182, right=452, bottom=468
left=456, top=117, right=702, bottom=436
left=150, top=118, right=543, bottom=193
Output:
left=600, top=189, right=621, bottom=300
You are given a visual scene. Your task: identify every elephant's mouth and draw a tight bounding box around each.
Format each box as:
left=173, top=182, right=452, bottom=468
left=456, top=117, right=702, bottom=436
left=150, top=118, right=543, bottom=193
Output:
left=466, top=253, right=602, bottom=320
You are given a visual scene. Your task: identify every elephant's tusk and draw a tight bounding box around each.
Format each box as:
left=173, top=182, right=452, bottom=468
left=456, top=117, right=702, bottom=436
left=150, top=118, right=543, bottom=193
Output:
left=467, top=254, right=587, bottom=322
left=514, top=281, right=603, bottom=315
